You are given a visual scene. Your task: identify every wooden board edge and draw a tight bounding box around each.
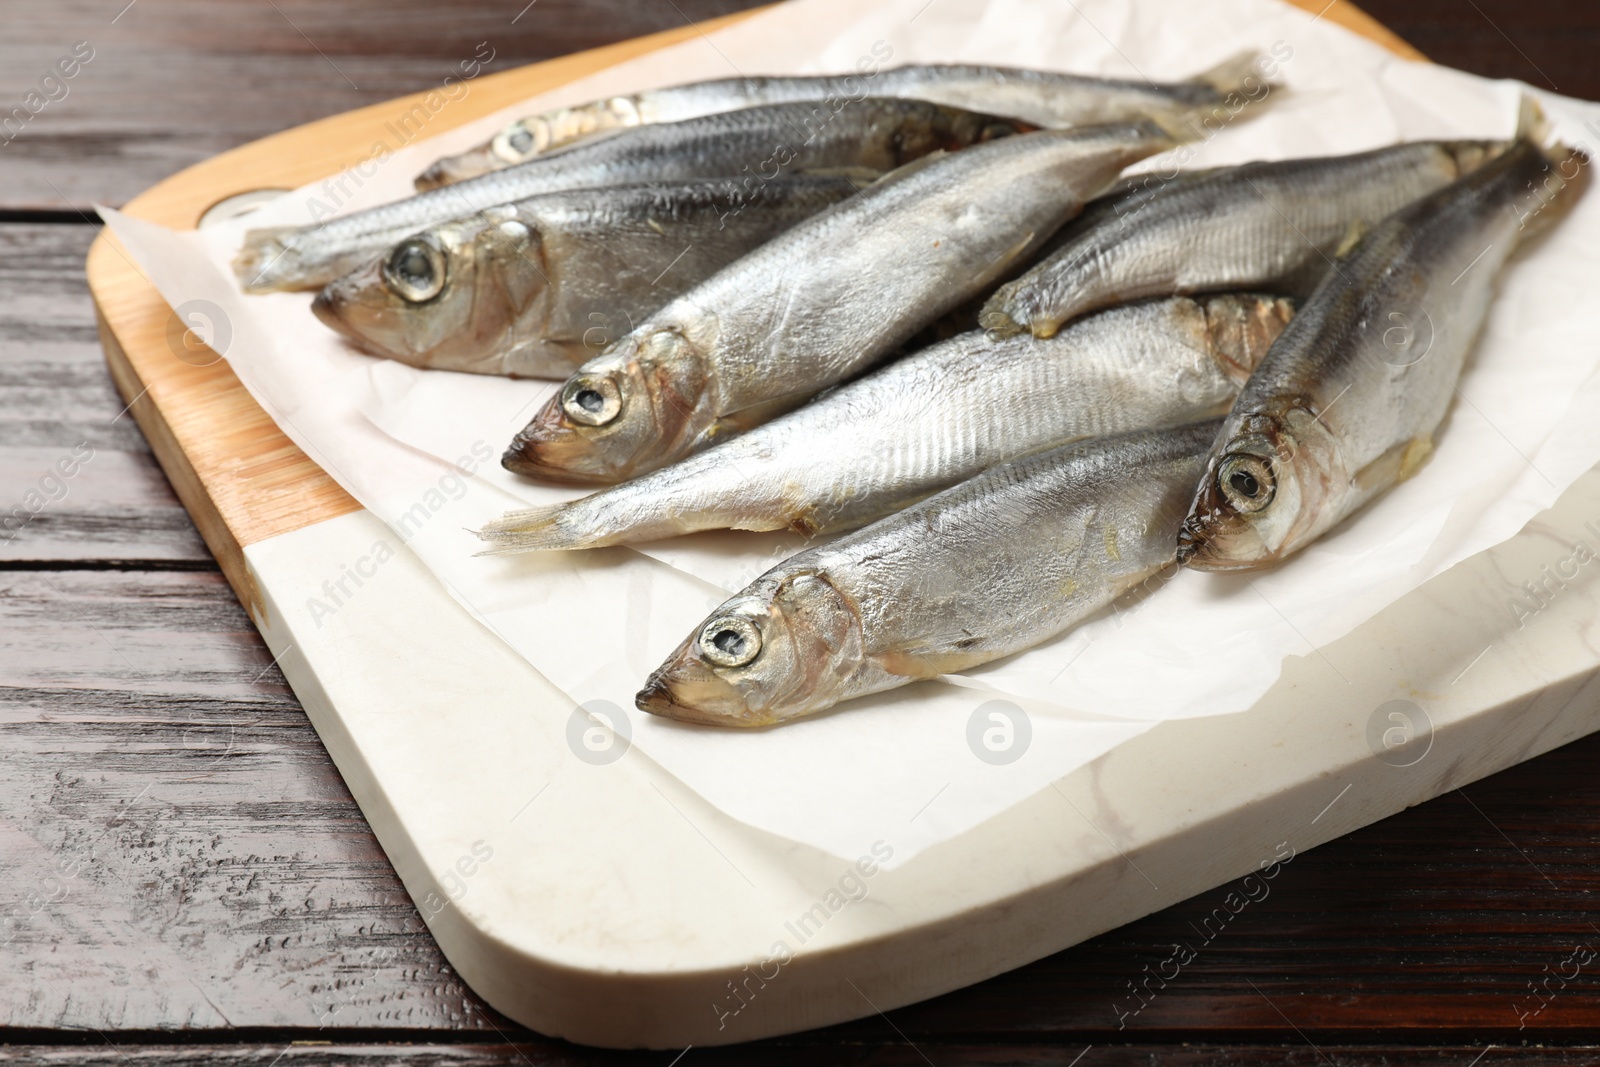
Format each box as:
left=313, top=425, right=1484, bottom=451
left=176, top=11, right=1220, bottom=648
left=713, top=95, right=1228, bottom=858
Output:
left=85, top=0, right=1421, bottom=589
left=1315, top=0, right=1427, bottom=62
left=93, top=300, right=269, bottom=621
left=88, top=225, right=367, bottom=617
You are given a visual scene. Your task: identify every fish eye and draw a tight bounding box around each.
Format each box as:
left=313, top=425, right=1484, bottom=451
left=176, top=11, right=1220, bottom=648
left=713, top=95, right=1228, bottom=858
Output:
left=559, top=373, right=622, bottom=427
left=698, top=616, right=762, bottom=668
left=382, top=237, right=446, bottom=303
left=493, top=123, right=537, bottom=162
left=1217, top=454, right=1276, bottom=513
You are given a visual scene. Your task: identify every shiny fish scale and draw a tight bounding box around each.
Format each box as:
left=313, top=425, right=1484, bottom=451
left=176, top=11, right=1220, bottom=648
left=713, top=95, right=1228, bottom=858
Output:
left=314, top=176, right=860, bottom=378
left=478, top=295, right=1288, bottom=552
left=421, top=53, right=1266, bottom=186
left=638, top=420, right=1221, bottom=724
left=505, top=122, right=1182, bottom=484
left=235, top=97, right=1012, bottom=291
left=1179, top=136, right=1586, bottom=570
left=638, top=61, right=1251, bottom=130
left=982, top=140, right=1503, bottom=338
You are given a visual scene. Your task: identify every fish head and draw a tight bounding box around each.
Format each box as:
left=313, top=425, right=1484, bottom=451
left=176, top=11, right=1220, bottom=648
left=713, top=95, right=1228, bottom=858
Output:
left=1176, top=409, right=1339, bottom=570
left=414, top=145, right=506, bottom=191
left=635, top=573, right=864, bottom=727
left=502, top=326, right=710, bottom=484
left=491, top=117, right=552, bottom=166
left=312, top=212, right=547, bottom=372
left=416, top=119, right=548, bottom=189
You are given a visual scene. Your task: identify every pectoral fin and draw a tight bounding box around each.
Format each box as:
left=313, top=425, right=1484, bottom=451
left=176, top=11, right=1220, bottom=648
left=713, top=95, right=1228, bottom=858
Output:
left=1353, top=434, right=1433, bottom=493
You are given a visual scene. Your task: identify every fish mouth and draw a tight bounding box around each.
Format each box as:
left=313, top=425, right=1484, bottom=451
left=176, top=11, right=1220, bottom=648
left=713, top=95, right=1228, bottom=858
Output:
left=634, top=677, right=678, bottom=717
left=310, top=280, right=395, bottom=356
left=501, top=379, right=658, bottom=485
left=634, top=675, right=726, bottom=724
left=1174, top=523, right=1203, bottom=567
left=635, top=665, right=771, bottom=728
left=501, top=405, right=621, bottom=486
left=310, top=285, right=356, bottom=336
left=1176, top=516, right=1277, bottom=572
left=1185, top=554, right=1280, bottom=573
left=500, top=441, right=617, bottom=485
left=1175, top=510, right=1238, bottom=571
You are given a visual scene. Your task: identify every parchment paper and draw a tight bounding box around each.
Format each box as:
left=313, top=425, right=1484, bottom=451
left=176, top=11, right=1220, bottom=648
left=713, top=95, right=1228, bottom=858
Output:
left=103, top=0, right=1600, bottom=866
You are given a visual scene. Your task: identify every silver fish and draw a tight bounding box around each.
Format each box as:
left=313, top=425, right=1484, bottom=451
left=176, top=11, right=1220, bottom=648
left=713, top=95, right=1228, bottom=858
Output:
left=419, top=52, right=1270, bottom=187
left=980, top=138, right=1511, bottom=340
left=504, top=121, right=1183, bottom=485
left=636, top=419, right=1223, bottom=726
left=1176, top=131, right=1587, bottom=571
left=477, top=294, right=1292, bottom=550
left=235, top=98, right=1028, bottom=292
left=310, top=176, right=861, bottom=379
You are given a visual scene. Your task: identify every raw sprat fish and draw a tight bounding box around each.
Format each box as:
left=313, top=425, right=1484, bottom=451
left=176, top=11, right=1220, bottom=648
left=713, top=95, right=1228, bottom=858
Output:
left=503, top=121, right=1187, bottom=485
left=979, top=138, right=1512, bottom=340
left=1177, top=116, right=1587, bottom=571
left=311, top=176, right=862, bottom=379
left=636, top=419, right=1223, bottom=726
left=418, top=51, right=1273, bottom=187
left=476, top=294, right=1293, bottom=551
left=234, top=97, right=1030, bottom=292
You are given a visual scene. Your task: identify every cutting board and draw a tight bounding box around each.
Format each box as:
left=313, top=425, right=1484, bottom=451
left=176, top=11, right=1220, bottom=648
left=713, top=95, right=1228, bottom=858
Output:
left=87, top=2, right=1600, bottom=1049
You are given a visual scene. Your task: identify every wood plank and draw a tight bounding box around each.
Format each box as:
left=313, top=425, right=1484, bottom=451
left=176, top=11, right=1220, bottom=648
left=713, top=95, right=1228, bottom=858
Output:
left=1373, top=0, right=1600, bottom=100
left=0, top=223, right=207, bottom=563
left=0, top=1044, right=1595, bottom=1065
left=869, top=729, right=1600, bottom=1041
left=0, top=568, right=500, bottom=1032
left=0, top=0, right=777, bottom=212
left=6, top=567, right=1598, bottom=1038
left=44, top=0, right=1600, bottom=1052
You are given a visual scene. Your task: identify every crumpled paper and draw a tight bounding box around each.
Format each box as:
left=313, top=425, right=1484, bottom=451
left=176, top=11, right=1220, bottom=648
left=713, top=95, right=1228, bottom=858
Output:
left=103, top=0, right=1600, bottom=867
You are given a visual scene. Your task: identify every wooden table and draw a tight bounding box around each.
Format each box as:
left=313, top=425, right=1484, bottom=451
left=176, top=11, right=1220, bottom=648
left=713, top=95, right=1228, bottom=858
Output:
left=3, top=1, right=1599, bottom=1062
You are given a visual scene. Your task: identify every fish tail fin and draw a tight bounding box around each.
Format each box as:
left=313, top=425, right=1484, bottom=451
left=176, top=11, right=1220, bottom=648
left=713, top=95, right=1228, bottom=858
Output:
left=1162, top=51, right=1282, bottom=145
left=232, top=227, right=300, bottom=293
left=1512, top=94, right=1592, bottom=239
left=1516, top=93, right=1554, bottom=146
left=474, top=486, right=694, bottom=553
left=474, top=502, right=594, bottom=554
left=1137, top=113, right=1203, bottom=147
left=976, top=290, right=1028, bottom=338
left=1444, top=95, right=1554, bottom=176
left=1194, top=50, right=1271, bottom=97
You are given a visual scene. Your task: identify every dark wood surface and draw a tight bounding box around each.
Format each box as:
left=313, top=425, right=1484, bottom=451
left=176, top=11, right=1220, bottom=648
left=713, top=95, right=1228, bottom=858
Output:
left=4, top=0, right=1600, bottom=1062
